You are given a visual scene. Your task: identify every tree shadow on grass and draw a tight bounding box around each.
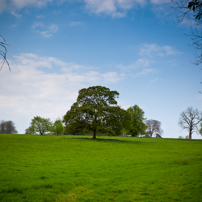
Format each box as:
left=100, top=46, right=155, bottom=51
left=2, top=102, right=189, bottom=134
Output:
left=70, top=137, right=148, bottom=144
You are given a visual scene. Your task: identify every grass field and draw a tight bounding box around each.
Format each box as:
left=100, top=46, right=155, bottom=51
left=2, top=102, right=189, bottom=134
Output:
left=0, top=134, right=202, bottom=202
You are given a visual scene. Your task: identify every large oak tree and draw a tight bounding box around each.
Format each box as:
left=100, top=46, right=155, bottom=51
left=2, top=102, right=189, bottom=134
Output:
left=63, top=86, right=129, bottom=139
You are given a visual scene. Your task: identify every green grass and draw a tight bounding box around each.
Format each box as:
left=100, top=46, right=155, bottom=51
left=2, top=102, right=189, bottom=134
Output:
left=0, top=134, right=202, bottom=202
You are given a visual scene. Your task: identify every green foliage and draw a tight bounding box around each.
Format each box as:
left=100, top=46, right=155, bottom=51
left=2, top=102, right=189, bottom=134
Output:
left=0, top=134, right=202, bottom=202
left=125, top=105, right=147, bottom=136
left=0, top=120, right=18, bottom=134
left=51, top=120, right=64, bottom=135
left=29, top=116, right=52, bottom=135
left=63, top=86, right=129, bottom=138
left=25, top=128, right=34, bottom=134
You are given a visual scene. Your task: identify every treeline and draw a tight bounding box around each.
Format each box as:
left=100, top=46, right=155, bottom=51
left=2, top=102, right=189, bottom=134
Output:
left=2, top=86, right=202, bottom=139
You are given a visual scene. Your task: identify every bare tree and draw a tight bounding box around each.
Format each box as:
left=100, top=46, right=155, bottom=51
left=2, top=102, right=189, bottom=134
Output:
left=145, top=119, right=163, bottom=137
left=172, top=0, right=202, bottom=21
left=172, top=0, right=202, bottom=65
left=0, top=120, right=18, bottom=134
left=0, top=35, right=10, bottom=71
left=178, top=106, right=202, bottom=139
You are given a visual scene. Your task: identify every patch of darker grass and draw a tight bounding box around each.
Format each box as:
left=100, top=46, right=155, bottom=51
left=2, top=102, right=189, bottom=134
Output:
left=1, top=187, right=24, bottom=194
left=43, top=184, right=53, bottom=189
left=71, top=137, right=145, bottom=144
left=40, top=176, right=48, bottom=180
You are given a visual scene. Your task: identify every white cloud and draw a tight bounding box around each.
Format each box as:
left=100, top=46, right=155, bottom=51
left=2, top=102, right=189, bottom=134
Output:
left=150, top=0, right=171, bottom=4
left=0, top=0, right=65, bottom=13
left=11, top=10, right=22, bottom=18
left=117, top=58, right=156, bottom=78
left=32, top=22, right=58, bottom=37
left=8, top=0, right=53, bottom=10
left=118, top=58, right=152, bottom=70
left=69, top=21, right=83, bottom=26
left=133, top=68, right=157, bottom=77
left=82, top=0, right=172, bottom=17
left=0, top=53, right=124, bottom=133
left=139, top=43, right=181, bottom=57
left=83, top=0, right=146, bottom=17
left=150, top=78, right=162, bottom=83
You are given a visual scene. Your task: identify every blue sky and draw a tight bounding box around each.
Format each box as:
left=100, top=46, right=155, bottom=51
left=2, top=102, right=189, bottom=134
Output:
left=0, top=0, right=201, bottom=138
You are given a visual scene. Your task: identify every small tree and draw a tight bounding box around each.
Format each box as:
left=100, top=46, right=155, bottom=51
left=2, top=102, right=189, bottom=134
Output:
left=179, top=107, right=202, bottom=139
left=25, top=128, right=34, bottom=134
left=145, top=119, right=163, bottom=137
left=29, top=116, right=52, bottom=135
left=63, top=85, right=129, bottom=139
left=125, top=105, right=147, bottom=137
left=51, top=120, right=64, bottom=135
left=0, top=120, right=18, bottom=134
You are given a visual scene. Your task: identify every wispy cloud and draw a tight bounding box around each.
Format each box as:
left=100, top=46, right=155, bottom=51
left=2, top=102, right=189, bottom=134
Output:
left=117, top=58, right=157, bottom=79
left=150, top=78, right=162, bottom=83
left=118, top=58, right=152, bottom=70
left=82, top=0, right=173, bottom=17
left=7, top=0, right=53, bottom=10
left=0, top=0, right=66, bottom=13
left=133, top=68, right=157, bottom=77
left=83, top=0, right=146, bottom=17
left=0, top=53, right=123, bottom=118
left=139, top=43, right=182, bottom=57
left=150, top=0, right=171, bottom=4
left=11, top=10, right=22, bottom=18
left=69, top=21, right=83, bottom=26
left=32, top=22, right=58, bottom=37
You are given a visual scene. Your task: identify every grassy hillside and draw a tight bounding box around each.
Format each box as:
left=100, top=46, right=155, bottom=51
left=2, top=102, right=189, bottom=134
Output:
left=0, top=134, right=202, bottom=202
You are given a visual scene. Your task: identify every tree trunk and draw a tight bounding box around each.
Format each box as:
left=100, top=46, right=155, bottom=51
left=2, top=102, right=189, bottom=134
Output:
left=93, top=130, right=96, bottom=139
left=189, top=125, right=192, bottom=140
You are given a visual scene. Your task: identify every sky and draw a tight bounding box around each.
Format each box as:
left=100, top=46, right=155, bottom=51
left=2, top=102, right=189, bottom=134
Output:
left=0, top=0, right=202, bottom=139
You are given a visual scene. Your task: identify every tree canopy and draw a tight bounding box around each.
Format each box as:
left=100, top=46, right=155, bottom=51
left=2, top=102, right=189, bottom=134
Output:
left=29, top=116, right=52, bottom=135
left=125, top=105, right=147, bottom=137
left=63, top=86, right=129, bottom=139
left=51, top=120, right=64, bottom=135
left=0, top=120, right=18, bottom=134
